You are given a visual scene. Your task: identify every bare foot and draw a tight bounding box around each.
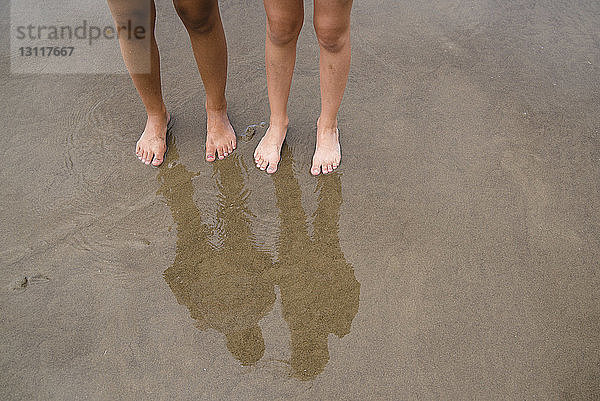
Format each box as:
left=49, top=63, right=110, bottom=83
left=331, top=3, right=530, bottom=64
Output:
left=136, top=110, right=170, bottom=167
left=311, top=118, right=341, bottom=176
left=205, top=108, right=237, bottom=162
left=254, top=120, right=288, bottom=174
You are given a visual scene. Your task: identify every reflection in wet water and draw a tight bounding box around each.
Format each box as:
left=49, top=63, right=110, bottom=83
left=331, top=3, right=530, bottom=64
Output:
left=158, top=140, right=360, bottom=380
left=274, top=146, right=360, bottom=380
left=158, top=141, right=274, bottom=366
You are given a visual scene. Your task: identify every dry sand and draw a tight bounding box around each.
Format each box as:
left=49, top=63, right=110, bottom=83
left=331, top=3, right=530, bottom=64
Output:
left=1, top=0, right=599, bottom=399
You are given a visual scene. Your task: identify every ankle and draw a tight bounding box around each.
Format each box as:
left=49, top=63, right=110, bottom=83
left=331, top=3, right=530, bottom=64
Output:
left=205, top=100, right=228, bottom=115
left=269, top=115, right=289, bottom=128
left=147, top=105, right=168, bottom=123
left=317, top=116, right=338, bottom=131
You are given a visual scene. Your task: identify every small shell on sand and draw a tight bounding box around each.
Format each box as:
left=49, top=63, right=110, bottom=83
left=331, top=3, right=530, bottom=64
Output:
left=241, top=122, right=267, bottom=142
left=10, top=274, right=50, bottom=292
left=241, top=125, right=258, bottom=142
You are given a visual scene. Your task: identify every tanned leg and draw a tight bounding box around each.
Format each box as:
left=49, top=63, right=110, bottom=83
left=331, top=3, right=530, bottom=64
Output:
left=174, top=0, right=236, bottom=161
left=311, top=0, right=352, bottom=175
left=254, top=0, right=304, bottom=174
left=107, top=0, right=171, bottom=166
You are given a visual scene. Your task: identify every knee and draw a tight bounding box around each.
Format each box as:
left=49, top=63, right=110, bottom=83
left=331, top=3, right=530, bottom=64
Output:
left=267, top=15, right=303, bottom=47
left=108, top=0, right=152, bottom=27
left=314, top=21, right=349, bottom=53
left=173, top=0, right=218, bottom=34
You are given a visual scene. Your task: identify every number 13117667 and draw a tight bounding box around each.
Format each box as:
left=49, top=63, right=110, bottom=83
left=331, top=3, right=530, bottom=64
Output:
left=19, top=47, right=75, bottom=57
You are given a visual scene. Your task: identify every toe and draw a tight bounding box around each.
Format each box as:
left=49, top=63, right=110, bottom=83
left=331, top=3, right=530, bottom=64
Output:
left=206, top=143, right=216, bottom=162
left=232, top=139, right=237, bottom=150
left=152, top=155, right=163, bottom=166
left=311, top=165, right=321, bottom=176
left=145, top=151, right=153, bottom=165
left=259, top=159, right=268, bottom=170
left=217, top=146, right=225, bottom=160
left=327, top=163, right=333, bottom=173
left=266, top=161, right=278, bottom=174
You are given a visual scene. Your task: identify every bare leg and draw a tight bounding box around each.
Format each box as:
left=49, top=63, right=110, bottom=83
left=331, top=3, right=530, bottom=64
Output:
left=174, top=0, right=236, bottom=162
left=107, top=0, right=170, bottom=166
left=254, top=0, right=304, bottom=174
left=311, top=0, right=352, bottom=175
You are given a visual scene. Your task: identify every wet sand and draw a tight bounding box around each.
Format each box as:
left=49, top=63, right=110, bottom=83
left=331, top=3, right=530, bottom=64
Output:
left=1, top=0, right=599, bottom=399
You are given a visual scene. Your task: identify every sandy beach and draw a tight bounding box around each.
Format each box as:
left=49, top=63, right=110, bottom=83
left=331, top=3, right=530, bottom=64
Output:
left=1, top=0, right=599, bottom=399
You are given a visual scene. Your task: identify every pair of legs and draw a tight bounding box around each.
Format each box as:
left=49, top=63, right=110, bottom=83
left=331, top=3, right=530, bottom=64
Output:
left=107, top=0, right=236, bottom=166
left=254, top=0, right=352, bottom=175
